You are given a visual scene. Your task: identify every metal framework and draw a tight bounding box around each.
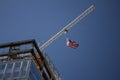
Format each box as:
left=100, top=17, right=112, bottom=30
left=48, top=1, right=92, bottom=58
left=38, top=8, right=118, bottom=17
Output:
left=0, top=39, right=60, bottom=80
left=1, top=59, right=31, bottom=79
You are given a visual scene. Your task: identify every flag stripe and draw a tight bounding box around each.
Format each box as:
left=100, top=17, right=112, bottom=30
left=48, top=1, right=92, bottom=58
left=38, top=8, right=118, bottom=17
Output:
left=66, top=40, right=79, bottom=48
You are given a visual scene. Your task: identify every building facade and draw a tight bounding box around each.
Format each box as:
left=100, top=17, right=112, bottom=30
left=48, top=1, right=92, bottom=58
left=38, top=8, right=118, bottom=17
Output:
left=0, top=59, right=43, bottom=80
left=0, top=39, right=60, bottom=80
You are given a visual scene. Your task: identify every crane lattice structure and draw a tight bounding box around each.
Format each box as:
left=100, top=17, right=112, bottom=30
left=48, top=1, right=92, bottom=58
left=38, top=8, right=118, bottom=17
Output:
left=40, top=5, right=95, bottom=51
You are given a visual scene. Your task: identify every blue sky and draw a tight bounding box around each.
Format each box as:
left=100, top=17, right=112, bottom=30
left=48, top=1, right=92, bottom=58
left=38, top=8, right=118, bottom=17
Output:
left=0, top=0, right=120, bottom=80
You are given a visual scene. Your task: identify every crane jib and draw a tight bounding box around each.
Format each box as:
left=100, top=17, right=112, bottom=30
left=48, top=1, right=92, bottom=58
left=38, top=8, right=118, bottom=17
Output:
left=40, top=5, right=95, bottom=51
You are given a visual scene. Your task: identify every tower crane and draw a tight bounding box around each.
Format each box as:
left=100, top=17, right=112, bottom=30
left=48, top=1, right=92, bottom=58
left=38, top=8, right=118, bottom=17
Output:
left=40, top=5, right=95, bottom=51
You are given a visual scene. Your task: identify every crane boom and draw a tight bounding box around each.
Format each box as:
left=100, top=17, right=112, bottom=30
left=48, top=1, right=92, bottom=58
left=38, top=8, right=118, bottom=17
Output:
left=40, top=5, right=95, bottom=51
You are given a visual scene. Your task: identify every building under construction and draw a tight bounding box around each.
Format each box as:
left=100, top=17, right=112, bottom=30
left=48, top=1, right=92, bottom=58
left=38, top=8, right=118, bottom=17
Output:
left=0, top=5, right=95, bottom=80
left=0, top=39, right=60, bottom=80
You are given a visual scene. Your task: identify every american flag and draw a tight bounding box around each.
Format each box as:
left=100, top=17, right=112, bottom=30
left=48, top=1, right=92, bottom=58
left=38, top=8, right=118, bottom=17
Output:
left=66, top=39, right=79, bottom=48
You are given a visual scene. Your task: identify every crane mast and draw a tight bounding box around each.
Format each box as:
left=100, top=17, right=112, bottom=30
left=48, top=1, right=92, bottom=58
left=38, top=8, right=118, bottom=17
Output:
left=40, top=5, right=95, bottom=51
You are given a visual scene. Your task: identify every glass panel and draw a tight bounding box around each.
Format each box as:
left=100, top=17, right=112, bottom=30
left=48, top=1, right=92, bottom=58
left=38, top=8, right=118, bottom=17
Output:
left=0, top=63, right=5, bottom=74
left=6, top=62, right=13, bottom=73
left=0, top=74, right=3, bottom=78
left=20, top=60, right=27, bottom=78
left=0, top=59, right=43, bottom=80
left=4, top=73, right=11, bottom=79
left=13, top=61, right=20, bottom=78
left=29, top=61, right=43, bottom=80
